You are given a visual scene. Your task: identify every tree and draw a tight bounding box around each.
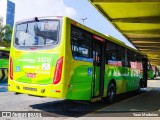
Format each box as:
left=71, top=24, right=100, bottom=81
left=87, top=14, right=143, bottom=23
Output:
left=0, top=17, right=12, bottom=47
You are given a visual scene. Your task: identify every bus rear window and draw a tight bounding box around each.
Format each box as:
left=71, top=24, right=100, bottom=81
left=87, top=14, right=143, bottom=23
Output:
left=15, top=20, right=60, bottom=47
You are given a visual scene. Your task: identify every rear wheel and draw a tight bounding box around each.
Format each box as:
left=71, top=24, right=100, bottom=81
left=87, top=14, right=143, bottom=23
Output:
left=136, top=79, right=142, bottom=93
left=107, top=82, right=116, bottom=103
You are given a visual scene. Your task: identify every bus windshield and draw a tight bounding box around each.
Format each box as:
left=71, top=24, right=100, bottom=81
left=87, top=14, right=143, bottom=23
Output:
left=15, top=20, right=60, bottom=47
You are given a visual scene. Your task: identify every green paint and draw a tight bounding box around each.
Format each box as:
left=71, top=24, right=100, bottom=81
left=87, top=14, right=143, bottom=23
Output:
left=93, top=66, right=100, bottom=97
left=148, top=70, right=154, bottom=79
left=66, top=63, right=142, bottom=100
left=13, top=51, right=59, bottom=84
left=66, top=64, right=92, bottom=100
left=0, top=59, right=9, bottom=68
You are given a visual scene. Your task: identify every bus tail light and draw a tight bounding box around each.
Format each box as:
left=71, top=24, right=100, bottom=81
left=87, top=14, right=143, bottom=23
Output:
left=53, top=57, right=64, bottom=84
left=10, top=57, right=13, bottom=80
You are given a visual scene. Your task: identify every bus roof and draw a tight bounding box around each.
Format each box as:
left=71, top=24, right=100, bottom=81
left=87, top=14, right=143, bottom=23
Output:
left=65, top=17, right=146, bottom=56
left=14, top=16, right=146, bottom=56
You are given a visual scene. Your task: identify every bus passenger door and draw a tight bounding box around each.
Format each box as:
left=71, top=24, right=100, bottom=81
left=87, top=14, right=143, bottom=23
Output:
left=92, top=37, right=105, bottom=98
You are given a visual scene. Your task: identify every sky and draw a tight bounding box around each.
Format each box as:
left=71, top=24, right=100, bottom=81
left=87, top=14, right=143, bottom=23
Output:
left=8, top=0, right=135, bottom=48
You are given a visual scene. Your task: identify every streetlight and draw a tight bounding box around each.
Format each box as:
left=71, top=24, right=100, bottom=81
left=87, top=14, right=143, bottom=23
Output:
left=81, top=18, right=87, bottom=25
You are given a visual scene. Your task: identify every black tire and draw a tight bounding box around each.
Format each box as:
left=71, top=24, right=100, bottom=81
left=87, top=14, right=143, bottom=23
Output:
left=107, top=82, right=116, bottom=103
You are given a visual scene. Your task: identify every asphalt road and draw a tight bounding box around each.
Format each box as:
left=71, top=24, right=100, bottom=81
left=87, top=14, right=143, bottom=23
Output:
left=0, top=78, right=160, bottom=118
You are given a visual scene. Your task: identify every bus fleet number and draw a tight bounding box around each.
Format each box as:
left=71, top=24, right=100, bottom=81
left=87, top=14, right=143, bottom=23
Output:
left=37, top=57, right=51, bottom=63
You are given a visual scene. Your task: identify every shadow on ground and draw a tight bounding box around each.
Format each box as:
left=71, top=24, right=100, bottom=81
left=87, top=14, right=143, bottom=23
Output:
left=30, top=90, right=145, bottom=117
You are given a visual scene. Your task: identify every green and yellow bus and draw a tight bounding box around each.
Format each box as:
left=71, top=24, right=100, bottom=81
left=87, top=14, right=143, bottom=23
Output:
left=0, top=47, right=10, bottom=68
left=8, top=16, right=148, bottom=102
left=148, top=64, right=155, bottom=79
left=0, top=47, right=10, bottom=82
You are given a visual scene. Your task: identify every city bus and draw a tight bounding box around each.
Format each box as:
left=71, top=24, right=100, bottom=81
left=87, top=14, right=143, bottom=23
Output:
left=0, top=47, right=10, bottom=68
left=0, top=47, right=10, bottom=82
left=148, top=64, right=155, bottom=79
left=8, top=16, right=148, bottom=102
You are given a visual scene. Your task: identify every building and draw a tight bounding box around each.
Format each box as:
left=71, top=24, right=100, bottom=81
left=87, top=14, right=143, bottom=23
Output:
left=0, top=0, right=15, bottom=28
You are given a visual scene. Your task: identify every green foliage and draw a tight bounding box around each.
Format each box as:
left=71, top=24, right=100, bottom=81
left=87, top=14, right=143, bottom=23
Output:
left=0, top=17, right=12, bottom=47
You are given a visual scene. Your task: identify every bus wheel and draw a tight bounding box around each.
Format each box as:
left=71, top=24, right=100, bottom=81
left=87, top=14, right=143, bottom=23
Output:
left=136, top=79, right=142, bottom=93
left=107, top=82, right=116, bottom=103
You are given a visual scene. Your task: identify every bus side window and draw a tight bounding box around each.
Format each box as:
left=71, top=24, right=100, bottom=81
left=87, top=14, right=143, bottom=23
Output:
left=106, top=42, right=118, bottom=66
left=117, top=46, right=125, bottom=67
left=71, top=26, right=92, bottom=61
left=135, top=54, right=143, bottom=70
left=93, top=50, right=101, bottom=63
left=0, top=51, right=9, bottom=59
left=127, top=49, right=131, bottom=68
left=0, top=52, right=1, bottom=59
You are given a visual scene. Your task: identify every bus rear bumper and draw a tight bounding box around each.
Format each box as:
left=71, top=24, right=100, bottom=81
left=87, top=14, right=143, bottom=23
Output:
left=8, top=80, right=65, bottom=99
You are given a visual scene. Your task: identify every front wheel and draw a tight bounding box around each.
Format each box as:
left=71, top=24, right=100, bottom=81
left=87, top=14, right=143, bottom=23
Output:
left=107, top=83, right=116, bottom=103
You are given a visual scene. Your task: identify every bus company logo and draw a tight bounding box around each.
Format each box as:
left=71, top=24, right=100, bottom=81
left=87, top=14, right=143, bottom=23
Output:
left=1, top=112, right=42, bottom=117
left=2, top=112, right=11, bottom=117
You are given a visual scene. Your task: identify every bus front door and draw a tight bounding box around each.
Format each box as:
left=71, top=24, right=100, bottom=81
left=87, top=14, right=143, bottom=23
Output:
left=92, top=39, right=105, bottom=98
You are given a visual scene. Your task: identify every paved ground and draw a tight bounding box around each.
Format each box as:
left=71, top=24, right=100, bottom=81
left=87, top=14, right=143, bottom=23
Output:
left=87, top=78, right=160, bottom=117
left=0, top=78, right=160, bottom=119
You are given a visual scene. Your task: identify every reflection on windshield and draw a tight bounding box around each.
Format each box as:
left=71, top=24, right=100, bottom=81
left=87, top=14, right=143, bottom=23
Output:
left=15, top=20, right=60, bottom=46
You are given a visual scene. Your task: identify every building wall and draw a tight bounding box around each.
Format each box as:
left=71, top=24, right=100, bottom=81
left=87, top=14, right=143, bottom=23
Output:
left=6, top=0, right=15, bottom=28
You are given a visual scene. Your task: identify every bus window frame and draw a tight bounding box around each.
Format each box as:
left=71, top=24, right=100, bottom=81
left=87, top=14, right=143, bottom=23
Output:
left=71, top=25, right=93, bottom=62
